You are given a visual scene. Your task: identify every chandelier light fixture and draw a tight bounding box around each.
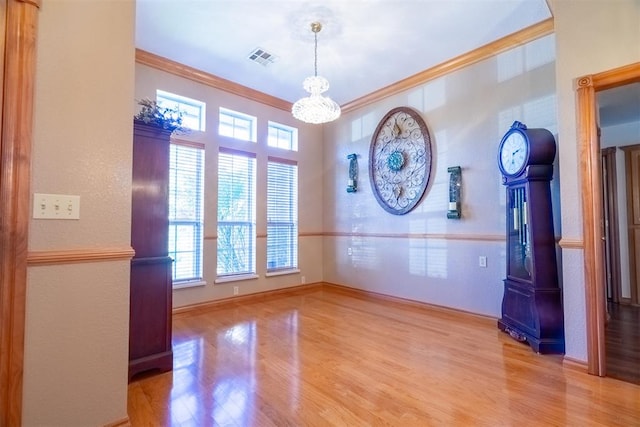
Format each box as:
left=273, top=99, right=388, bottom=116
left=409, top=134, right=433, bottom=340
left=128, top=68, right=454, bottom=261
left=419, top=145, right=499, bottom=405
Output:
left=292, top=22, right=341, bottom=124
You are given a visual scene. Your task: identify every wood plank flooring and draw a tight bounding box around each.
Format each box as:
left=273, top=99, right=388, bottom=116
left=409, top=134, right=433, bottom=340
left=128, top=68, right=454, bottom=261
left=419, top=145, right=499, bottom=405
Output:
left=128, top=284, right=640, bottom=426
left=606, top=302, right=640, bottom=384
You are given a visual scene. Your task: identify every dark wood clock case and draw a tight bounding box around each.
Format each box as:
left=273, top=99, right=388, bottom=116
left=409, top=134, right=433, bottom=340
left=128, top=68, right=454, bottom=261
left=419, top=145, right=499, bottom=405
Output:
left=497, top=126, right=565, bottom=354
left=129, top=121, right=173, bottom=380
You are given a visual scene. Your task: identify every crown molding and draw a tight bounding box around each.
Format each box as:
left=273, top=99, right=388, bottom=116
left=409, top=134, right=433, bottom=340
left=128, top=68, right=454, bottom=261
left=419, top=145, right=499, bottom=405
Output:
left=136, top=19, right=554, bottom=119
left=341, top=18, right=554, bottom=113
left=135, top=49, right=292, bottom=112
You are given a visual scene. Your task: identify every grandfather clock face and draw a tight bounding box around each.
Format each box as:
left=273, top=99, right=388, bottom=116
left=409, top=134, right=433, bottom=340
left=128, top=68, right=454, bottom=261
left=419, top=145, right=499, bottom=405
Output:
left=369, top=107, right=432, bottom=215
left=499, top=132, right=528, bottom=177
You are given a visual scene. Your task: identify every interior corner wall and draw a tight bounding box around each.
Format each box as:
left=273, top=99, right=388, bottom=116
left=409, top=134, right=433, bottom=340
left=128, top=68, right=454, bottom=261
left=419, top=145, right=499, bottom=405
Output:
left=322, top=35, right=558, bottom=318
left=552, top=0, right=640, bottom=362
left=23, top=1, right=135, bottom=425
left=134, top=64, right=325, bottom=308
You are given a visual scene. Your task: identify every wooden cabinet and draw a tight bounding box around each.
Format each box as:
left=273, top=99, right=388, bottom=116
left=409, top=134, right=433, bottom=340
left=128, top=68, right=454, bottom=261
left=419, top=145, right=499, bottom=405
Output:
left=129, top=121, right=173, bottom=380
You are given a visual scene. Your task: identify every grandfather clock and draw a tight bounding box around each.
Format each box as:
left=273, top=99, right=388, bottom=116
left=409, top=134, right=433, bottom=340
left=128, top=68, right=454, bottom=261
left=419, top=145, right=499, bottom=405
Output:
left=129, top=120, right=173, bottom=379
left=497, top=121, right=564, bottom=354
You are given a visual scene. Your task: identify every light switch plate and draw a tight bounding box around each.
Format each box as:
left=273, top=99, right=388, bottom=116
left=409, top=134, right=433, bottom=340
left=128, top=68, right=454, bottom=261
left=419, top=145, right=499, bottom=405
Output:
left=33, top=193, right=80, bottom=219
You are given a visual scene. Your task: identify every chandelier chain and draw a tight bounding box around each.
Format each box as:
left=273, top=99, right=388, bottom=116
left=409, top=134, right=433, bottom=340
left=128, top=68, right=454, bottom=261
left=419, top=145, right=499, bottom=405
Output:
left=314, top=29, right=318, bottom=77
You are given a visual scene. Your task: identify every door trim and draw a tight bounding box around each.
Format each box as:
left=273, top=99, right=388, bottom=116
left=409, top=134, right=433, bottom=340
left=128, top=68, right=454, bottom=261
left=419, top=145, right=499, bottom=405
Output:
left=577, top=62, right=640, bottom=376
left=0, top=1, right=41, bottom=425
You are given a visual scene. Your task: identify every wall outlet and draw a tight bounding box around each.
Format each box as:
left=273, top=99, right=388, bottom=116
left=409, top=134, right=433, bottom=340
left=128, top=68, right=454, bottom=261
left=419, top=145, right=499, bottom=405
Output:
left=233, top=286, right=239, bottom=295
left=347, top=247, right=353, bottom=256
left=478, top=256, right=487, bottom=268
left=301, top=276, right=306, bottom=284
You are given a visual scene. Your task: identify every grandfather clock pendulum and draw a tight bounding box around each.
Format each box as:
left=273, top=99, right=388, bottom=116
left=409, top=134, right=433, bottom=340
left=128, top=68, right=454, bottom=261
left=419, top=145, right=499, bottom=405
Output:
left=497, top=121, right=564, bottom=354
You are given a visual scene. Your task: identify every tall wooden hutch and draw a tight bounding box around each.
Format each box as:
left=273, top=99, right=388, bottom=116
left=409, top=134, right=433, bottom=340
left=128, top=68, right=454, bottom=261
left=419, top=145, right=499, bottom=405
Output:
left=129, top=121, right=173, bottom=380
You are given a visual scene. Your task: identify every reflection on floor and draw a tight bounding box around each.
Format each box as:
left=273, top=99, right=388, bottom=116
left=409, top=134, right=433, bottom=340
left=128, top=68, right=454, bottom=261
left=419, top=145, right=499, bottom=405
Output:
left=128, top=285, right=640, bottom=426
left=606, top=302, right=640, bottom=385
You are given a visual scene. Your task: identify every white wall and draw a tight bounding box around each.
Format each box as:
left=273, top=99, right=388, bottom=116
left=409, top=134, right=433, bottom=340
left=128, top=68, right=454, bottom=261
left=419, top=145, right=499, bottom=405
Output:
left=135, top=64, right=325, bottom=308
left=323, top=35, right=558, bottom=318
left=553, top=0, right=640, bottom=362
left=24, top=0, right=135, bottom=425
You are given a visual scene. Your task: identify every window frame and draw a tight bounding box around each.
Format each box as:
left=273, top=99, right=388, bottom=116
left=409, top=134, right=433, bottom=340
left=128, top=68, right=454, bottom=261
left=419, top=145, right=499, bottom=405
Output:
left=268, top=121, right=298, bottom=152
left=156, top=89, right=206, bottom=132
left=219, top=107, right=257, bottom=142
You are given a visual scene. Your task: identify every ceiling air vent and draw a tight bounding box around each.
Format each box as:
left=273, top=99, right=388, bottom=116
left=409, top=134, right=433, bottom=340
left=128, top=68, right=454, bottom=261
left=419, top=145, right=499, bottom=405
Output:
left=248, top=47, right=277, bottom=67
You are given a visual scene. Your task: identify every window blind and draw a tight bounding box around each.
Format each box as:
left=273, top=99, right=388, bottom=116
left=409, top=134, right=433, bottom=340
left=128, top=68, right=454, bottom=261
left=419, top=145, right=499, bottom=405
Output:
left=168, top=143, right=204, bottom=283
left=217, top=150, right=257, bottom=276
left=267, top=158, right=298, bottom=271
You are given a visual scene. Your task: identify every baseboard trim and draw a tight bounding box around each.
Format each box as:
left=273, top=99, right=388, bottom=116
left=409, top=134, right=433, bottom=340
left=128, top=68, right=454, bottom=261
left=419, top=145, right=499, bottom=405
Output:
left=173, top=281, right=496, bottom=325
left=562, top=356, right=589, bottom=373
left=103, top=416, right=130, bottom=427
left=172, top=282, right=323, bottom=316
left=322, top=282, right=497, bottom=324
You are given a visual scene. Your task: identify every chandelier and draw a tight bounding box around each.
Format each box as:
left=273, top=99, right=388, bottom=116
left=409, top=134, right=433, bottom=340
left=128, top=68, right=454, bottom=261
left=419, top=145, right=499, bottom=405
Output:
left=292, top=22, right=341, bottom=124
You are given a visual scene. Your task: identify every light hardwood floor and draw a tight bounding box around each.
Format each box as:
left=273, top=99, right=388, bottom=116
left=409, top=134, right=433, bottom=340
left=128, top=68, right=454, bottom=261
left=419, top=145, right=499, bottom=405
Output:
left=128, top=284, right=640, bottom=426
left=606, top=302, right=640, bottom=385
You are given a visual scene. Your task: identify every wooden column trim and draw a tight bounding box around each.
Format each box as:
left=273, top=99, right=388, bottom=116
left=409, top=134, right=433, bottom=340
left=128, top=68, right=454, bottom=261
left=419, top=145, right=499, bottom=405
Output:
left=0, top=0, right=40, bottom=425
left=576, top=76, right=606, bottom=376
left=576, top=62, right=640, bottom=377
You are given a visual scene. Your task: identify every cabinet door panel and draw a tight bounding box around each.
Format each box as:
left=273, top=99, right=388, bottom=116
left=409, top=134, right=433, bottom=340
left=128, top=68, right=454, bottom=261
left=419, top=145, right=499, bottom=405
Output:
left=129, top=258, right=172, bottom=360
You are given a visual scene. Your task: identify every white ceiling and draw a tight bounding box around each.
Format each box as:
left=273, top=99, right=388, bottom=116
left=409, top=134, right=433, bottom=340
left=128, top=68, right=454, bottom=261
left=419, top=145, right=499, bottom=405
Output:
left=135, top=0, right=552, bottom=106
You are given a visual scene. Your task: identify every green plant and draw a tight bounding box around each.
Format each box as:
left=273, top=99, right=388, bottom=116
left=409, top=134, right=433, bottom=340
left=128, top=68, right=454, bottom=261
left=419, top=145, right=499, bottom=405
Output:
left=134, top=98, right=183, bottom=131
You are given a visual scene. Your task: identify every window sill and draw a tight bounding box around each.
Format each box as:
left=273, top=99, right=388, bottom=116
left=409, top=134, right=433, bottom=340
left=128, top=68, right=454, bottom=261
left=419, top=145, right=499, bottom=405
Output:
left=173, top=280, right=207, bottom=290
left=265, top=269, right=300, bottom=277
left=214, top=274, right=259, bottom=284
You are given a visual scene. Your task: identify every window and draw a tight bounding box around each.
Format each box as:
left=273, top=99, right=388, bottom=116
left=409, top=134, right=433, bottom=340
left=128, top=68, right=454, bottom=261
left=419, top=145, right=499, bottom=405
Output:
left=168, top=143, right=204, bottom=284
left=217, top=150, right=256, bottom=276
left=268, top=122, right=298, bottom=151
left=156, top=90, right=206, bottom=131
left=219, top=107, right=257, bottom=142
left=267, top=159, right=298, bottom=272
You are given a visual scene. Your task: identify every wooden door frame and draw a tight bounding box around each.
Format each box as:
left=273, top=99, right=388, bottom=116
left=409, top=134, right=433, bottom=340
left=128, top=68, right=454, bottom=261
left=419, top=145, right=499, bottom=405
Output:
left=0, top=0, right=40, bottom=425
left=576, top=62, right=640, bottom=376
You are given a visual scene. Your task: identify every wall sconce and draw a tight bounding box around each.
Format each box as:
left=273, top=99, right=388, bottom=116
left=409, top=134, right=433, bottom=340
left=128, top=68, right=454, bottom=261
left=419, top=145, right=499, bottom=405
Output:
left=347, top=153, right=357, bottom=193
left=447, top=166, right=461, bottom=219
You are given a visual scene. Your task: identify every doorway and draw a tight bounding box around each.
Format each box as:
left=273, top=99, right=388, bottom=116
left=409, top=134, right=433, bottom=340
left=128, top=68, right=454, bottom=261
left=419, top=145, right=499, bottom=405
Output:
left=598, top=87, right=640, bottom=384
left=577, top=62, right=640, bottom=377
